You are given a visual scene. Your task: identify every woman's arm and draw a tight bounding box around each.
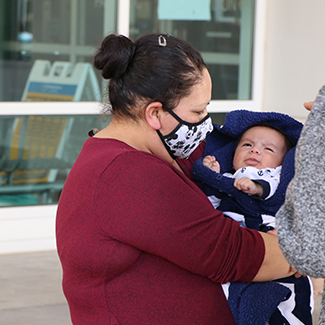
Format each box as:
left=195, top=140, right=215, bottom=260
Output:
left=252, top=232, right=294, bottom=282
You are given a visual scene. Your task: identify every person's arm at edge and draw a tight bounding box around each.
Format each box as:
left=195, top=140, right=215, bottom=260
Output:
left=276, top=89, right=325, bottom=277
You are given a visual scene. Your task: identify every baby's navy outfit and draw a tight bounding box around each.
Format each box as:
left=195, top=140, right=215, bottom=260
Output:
left=192, top=110, right=313, bottom=325
left=208, top=165, right=281, bottom=230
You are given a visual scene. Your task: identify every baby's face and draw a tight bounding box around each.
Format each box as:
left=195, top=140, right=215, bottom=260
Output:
left=233, top=126, right=287, bottom=170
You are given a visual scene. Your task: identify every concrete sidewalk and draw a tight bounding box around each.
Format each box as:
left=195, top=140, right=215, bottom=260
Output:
left=0, top=250, right=322, bottom=324
left=0, top=251, right=71, bottom=325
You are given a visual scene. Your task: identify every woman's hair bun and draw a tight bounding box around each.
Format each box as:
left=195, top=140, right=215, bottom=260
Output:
left=94, top=34, right=136, bottom=80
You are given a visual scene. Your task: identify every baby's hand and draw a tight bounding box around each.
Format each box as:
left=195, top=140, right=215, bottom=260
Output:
left=203, top=155, right=220, bottom=173
left=234, top=177, right=263, bottom=196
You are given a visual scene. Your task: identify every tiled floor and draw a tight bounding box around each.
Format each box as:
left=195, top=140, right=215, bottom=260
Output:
left=0, top=251, right=322, bottom=325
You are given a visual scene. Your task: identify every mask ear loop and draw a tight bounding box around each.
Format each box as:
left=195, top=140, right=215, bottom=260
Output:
left=158, top=35, right=167, bottom=47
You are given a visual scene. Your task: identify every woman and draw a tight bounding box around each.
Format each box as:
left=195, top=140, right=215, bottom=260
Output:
left=277, top=91, right=325, bottom=325
left=56, top=33, right=295, bottom=324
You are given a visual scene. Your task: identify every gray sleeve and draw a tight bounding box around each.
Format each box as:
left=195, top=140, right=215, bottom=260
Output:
left=276, top=84, right=325, bottom=279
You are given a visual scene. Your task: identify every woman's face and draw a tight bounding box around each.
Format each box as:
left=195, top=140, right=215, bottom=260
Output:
left=162, top=68, right=212, bottom=133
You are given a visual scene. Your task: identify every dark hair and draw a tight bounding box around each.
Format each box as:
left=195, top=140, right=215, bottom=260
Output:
left=234, top=123, right=295, bottom=155
left=93, top=34, right=206, bottom=119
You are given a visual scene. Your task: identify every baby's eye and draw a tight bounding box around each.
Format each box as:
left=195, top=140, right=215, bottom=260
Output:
left=265, top=147, right=274, bottom=152
left=243, top=143, right=252, bottom=147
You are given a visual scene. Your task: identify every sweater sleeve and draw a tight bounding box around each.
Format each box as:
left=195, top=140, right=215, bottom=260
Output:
left=276, top=85, right=325, bottom=278
left=95, top=151, right=265, bottom=284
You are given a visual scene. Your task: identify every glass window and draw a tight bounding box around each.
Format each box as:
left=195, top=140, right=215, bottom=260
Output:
left=0, top=0, right=256, bottom=102
left=0, top=114, right=110, bottom=207
left=129, top=0, right=255, bottom=100
left=0, top=0, right=118, bottom=102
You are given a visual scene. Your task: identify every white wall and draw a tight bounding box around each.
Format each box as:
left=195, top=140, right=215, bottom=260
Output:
left=0, top=206, right=57, bottom=254
left=263, top=0, right=325, bottom=121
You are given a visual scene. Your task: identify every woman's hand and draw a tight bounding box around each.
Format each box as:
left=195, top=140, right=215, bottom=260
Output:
left=310, top=277, right=324, bottom=298
left=290, top=267, right=306, bottom=278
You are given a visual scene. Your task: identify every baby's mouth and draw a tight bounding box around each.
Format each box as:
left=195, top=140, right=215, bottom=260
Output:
left=245, top=158, right=259, bottom=166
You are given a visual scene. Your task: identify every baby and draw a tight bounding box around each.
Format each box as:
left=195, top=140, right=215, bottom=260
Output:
left=203, top=124, right=292, bottom=231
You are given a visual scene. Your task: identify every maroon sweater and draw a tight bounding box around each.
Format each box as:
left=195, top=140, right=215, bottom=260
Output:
left=56, top=138, right=265, bottom=324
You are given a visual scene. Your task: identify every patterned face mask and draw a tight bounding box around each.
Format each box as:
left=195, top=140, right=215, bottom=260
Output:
left=157, top=109, right=213, bottom=159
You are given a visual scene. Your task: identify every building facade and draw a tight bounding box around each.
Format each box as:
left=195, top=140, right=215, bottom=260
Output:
left=0, top=0, right=324, bottom=253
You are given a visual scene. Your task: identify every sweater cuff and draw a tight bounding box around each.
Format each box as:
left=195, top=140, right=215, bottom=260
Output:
left=252, top=179, right=270, bottom=200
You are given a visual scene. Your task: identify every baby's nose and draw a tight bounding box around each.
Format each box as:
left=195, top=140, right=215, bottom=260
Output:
left=250, top=146, right=260, bottom=154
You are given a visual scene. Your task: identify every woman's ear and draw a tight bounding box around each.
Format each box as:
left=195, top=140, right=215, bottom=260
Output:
left=145, top=102, right=164, bottom=130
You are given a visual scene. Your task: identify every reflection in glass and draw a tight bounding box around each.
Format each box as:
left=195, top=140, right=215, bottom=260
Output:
left=130, top=0, right=255, bottom=100
left=0, top=114, right=110, bottom=207
left=0, top=0, right=117, bottom=101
